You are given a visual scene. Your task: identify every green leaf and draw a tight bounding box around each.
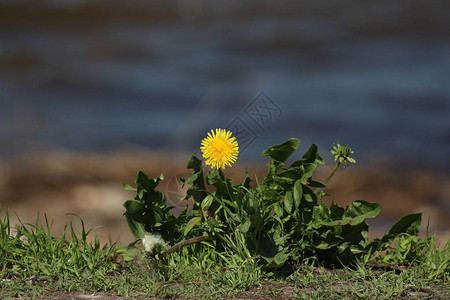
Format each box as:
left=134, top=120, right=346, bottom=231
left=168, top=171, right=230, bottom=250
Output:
left=135, top=171, right=163, bottom=190
left=344, top=201, right=381, bottom=225
left=314, top=227, right=343, bottom=248
left=278, top=169, right=300, bottom=182
left=185, top=155, right=206, bottom=203
left=312, top=201, right=329, bottom=222
left=302, top=144, right=324, bottom=165
left=303, top=189, right=315, bottom=203
left=299, top=163, right=317, bottom=182
left=293, top=180, right=303, bottom=209
left=273, top=202, right=284, bottom=217
left=262, top=138, right=300, bottom=163
left=123, top=215, right=147, bottom=239
left=123, top=200, right=146, bottom=221
left=134, top=171, right=163, bottom=200
left=284, top=191, right=293, bottom=213
left=259, top=233, right=280, bottom=260
left=273, top=228, right=286, bottom=246
left=242, top=173, right=252, bottom=188
left=272, top=251, right=289, bottom=267
left=201, top=195, right=214, bottom=210
left=330, top=202, right=345, bottom=219
left=184, top=173, right=198, bottom=184
left=263, top=249, right=290, bottom=268
left=315, top=241, right=332, bottom=250
left=258, top=185, right=279, bottom=202
left=187, top=154, right=202, bottom=171
left=239, top=218, right=251, bottom=233
left=387, top=213, right=422, bottom=236
left=207, top=217, right=220, bottom=231
left=123, top=183, right=136, bottom=191
left=184, top=216, right=202, bottom=236
left=310, top=201, right=380, bottom=229
left=341, top=222, right=368, bottom=245
left=308, top=181, right=326, bottom=188
left=116, top=244, right=140, bottom=262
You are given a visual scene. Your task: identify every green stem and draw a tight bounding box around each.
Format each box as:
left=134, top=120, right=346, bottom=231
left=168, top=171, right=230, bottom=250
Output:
left=218, top=169, right=225, bottom=181
left=324, top=161, right=341, bottom=184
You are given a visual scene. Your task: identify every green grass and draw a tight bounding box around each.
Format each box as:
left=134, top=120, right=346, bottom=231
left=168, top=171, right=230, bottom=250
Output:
left=1, top=208, right=448, bottom=299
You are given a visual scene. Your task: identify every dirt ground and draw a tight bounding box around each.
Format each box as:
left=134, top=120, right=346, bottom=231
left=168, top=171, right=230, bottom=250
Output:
left=0, top=150, right=449, bottom=246
left=21, top=279, right=450, bottom=299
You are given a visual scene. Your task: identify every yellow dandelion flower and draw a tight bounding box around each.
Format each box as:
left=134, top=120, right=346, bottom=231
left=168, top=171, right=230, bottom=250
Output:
left=200, top=128, right=239, bottom=170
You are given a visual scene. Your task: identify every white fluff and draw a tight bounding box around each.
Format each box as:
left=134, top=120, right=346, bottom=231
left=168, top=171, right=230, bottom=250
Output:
left=142, top=234, right=164, bottom=253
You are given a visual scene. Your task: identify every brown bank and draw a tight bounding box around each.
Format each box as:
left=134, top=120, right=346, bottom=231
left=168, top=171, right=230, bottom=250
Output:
left=1, top=151, right=449, bottom=246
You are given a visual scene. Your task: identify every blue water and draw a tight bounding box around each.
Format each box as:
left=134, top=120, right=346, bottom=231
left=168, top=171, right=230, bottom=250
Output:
left=0, top=1, right=449, bottom=169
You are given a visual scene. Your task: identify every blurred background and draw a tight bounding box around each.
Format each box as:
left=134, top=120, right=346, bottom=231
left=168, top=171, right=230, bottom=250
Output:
left=0, top=0, right=449, bottom=245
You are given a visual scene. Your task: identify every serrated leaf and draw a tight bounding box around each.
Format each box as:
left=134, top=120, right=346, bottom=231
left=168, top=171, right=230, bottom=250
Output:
left=134, top=171, right=163, bottom=200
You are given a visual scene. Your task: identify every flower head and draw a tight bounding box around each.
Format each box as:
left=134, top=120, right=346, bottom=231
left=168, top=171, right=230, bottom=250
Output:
left=330, top=143, right=356, bottom=167
left=200, top=128, right=239, bottom=170
left=142, top=234, right=164, bottom=253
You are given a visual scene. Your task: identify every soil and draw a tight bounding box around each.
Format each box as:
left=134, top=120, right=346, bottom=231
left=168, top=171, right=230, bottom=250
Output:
left=23, top=280, right=450, bottom=299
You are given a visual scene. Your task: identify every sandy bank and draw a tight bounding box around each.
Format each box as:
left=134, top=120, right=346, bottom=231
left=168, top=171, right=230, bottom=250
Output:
left=0, top=151, right=448, bottom=245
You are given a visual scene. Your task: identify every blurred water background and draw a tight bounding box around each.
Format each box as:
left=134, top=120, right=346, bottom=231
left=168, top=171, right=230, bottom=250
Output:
left=0, top=0, right=449, bottom=244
